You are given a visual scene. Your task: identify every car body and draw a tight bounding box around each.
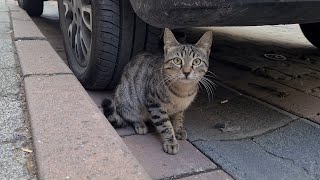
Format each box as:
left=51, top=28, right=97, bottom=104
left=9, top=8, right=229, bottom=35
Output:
left=19, top=0, right=320, bottom=89
left=130, top=0, right=320, bottom=27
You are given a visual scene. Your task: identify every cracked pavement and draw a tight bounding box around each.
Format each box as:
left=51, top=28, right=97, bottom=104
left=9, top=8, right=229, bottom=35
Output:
left=30, top=1, right=320, bottom=179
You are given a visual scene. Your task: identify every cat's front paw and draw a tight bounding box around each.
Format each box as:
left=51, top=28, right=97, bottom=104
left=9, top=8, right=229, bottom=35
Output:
left=175, top=129, right=187, bottom=140
left=163, top=142, right=179, bottom=155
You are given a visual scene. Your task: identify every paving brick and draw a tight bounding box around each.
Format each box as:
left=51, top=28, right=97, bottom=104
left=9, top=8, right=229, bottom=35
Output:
left=12, top=20, right=45, bottom=40
left=276, top=75, right=320, bottom=93
left=214, top=61, right=296, bottom=99
left=180, top=170, right=233, bottom=180
left=222, top=76, right=320, bottom=123
left=264, top=90, right=320, bottom=121
left=122, top=133, right=217, bottom=179
left=190, top=86, right=241, bottom=111
left=24, top=75, right=150, bottom=179
left=253, top=120, right=320, bottom=179
left=214, top=61, right=320, bottom=124
left=15, top=40, right=72, bottom=76
left=192, top=138, right=313, bottom=180
left=185, top=93, right=294, bottom=141
left=309, top=115, right=320, bottom=124
left=11, top=10, right=32, bottom=21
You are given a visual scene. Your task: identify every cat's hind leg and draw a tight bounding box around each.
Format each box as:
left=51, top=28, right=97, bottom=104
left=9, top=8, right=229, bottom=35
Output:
left=133, top=121, right=148, bottom=135
left=102, top=98, right=127, bottom=127
left=117, top=105, right=149, bottom=135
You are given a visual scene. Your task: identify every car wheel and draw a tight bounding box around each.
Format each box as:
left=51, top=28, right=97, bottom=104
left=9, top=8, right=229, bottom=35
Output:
left=300, top=23, right=320, bottom=48
left=18, top=0, right=43, bottom=17
left=58, top=0, right=162, bottom=90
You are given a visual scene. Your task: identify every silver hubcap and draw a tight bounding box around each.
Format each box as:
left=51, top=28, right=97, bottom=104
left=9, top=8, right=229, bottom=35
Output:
left=63, top=0, right=92, bottom=67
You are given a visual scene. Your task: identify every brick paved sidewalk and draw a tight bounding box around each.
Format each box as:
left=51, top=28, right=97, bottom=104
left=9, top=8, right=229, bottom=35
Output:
left=27, top=1, right=320, bottom=179
left=89, top=91, right=233, bottom=180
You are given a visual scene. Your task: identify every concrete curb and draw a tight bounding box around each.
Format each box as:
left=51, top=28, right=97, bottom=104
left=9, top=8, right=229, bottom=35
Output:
left=7, top=0, right=151, bottom=179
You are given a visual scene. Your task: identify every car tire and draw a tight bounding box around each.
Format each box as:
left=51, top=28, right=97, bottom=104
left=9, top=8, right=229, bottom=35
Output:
left=18, top=0, right=43, bottom=17
left=300, top=23, right=320, bottom=49
left=58, top=0, right=162, bottom=90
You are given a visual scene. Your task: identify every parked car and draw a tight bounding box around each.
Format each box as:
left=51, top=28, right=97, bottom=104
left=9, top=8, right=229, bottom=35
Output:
left=19, top=0, right=320, bottom=89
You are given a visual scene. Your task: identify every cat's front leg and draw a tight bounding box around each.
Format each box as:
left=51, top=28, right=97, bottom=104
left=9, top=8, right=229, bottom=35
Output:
left=147, top=103, right=179, bottom=155
left=171, top=111, right=187, bottom=140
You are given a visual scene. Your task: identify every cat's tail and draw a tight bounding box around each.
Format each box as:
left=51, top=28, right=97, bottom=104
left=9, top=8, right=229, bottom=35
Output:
left=101, top=98, right=126, bottom=127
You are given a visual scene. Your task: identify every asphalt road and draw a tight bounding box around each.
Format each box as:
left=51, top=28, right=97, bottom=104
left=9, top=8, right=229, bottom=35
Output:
left=31, top=1, right=320, bottom=179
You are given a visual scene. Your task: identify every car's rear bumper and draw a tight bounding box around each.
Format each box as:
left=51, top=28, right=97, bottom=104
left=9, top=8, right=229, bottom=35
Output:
left=129, top=0, right=320, bottom=28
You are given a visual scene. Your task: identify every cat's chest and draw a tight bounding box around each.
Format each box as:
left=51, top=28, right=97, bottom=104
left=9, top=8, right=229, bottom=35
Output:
left=166, top=94, right=196, bottom=115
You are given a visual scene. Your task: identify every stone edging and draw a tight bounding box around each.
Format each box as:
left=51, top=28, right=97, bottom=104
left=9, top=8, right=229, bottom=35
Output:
left=6, top=0, right=151, bottom=179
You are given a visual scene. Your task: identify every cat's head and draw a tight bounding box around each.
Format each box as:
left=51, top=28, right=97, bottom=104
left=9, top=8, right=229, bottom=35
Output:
left=163, top=28, right=213, bottom=84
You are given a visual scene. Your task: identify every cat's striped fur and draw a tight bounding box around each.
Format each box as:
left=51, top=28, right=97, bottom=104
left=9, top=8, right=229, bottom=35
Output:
left=102, top=29, right=213, bottom=154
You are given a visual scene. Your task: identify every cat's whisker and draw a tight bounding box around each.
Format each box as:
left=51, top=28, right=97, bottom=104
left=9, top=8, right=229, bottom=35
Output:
left=158, top=73, right=177, bottom=86
left=194, top=76, right=204, bottom=92
left=195, top=75, right=211, bottom=99
left=204, top=74, right=217, bottom=79
left=199, top=79, right=212, bottom=102
left=158, top=78, right=173, bottom=89
left=203, top=82, right=213, bottom=102
left=207, top=70, right=218, bottom=78
left=159, top=76, right=172, bottom=85
left=157, top=73, right=179, bottom=90
left=205, top=81, right=214, bottom=101
left=168, top=78, right=177, bottom=88
left=202, top=82, right=215, bottom=100
left=202, top=77, right=217, bottom=90
left=168, top=73, right=181, bottom=87
left=196, top=79, right=204, bottom=92
left=198, top=83, right=203, bottom=92
left=198, top=80, right=208, bottom=98
left=200, top=78, right=216, bottom=101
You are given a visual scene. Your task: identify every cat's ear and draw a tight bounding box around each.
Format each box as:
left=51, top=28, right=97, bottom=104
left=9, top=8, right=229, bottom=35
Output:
left=196, top=31, right=213, bottom=54
left=163, top=28, right=179, bottom=51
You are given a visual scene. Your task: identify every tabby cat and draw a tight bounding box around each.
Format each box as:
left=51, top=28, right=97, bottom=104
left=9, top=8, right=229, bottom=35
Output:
left=102, top=28, right=213, bottom=154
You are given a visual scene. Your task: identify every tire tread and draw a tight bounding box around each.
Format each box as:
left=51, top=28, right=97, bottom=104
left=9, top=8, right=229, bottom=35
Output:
left=60, top=0, right=162, bottom=90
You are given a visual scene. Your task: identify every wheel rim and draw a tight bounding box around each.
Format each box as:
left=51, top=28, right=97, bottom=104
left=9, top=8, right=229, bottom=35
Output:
left=62, top=0, right=92, bottom=68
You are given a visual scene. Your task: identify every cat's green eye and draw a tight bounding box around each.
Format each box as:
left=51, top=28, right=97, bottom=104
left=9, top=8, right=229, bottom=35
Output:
left=172, top=58, right=183, bottom=65
left=193, top=58, right=202, bottom=66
